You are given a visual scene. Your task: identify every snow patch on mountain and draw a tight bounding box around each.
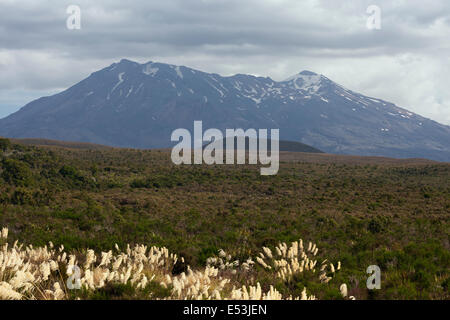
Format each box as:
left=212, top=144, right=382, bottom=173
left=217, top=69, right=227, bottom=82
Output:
left=126, top=86, right=133, bottom=98
left=175, top=66, right=183, bottom=79
left=283, top=71, right=323, bottom=94
left=143, top=64, right=159, bottom=76
left=111, top=72, right=125, bottom=93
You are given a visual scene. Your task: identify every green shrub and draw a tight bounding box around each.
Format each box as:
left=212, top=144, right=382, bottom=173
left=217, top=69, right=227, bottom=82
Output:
left=59, top=165, right=94, bottom=188
left=368, top=219, right=383, bottom=234
left=130, top=175, right=175, bottom=189
left=1, top=158, right=33, bottom=186
left=11, top=188, right=34, bottom=205
left=0, top=138, right=12, bottom=151
left=59, top=165, right=81, bottom=179
left=442, top=277, right=450, bottom=291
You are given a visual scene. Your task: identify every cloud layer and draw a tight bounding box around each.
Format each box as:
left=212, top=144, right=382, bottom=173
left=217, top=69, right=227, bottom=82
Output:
left=0, top=0, right=449, bottom=124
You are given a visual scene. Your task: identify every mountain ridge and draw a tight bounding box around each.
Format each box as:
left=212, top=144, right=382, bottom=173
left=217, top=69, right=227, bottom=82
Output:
left=0, top=59, right=449, bottom=161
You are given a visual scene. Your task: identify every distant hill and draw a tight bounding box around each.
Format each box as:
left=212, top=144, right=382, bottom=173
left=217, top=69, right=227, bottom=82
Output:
left=8, top=136, right=321, bottom=154
left=0, top=59, right=449, bottom=161
left=4, top=136, right=439, bottom=165
left=279, top=140, right=323, bottom=153
left=8, top=137, right=114, bottom=150
left=203, top=137, right=323, bottom=153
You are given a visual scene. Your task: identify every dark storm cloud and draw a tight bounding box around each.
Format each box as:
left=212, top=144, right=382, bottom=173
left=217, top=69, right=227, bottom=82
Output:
left=0, top=0, right=449, bottom=123
left=0, top=1, right=438, bottom=56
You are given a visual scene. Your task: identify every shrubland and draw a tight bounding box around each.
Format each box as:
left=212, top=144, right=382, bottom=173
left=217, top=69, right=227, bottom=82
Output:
left=0, top=139, right=448, bottom=299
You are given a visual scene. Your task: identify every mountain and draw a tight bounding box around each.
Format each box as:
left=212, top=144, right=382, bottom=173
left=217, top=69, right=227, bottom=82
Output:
left=0, top=59, right=449, bottom=161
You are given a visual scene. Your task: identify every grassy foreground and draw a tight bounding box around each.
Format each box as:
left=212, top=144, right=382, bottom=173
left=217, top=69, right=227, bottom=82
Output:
left=0, top=138, right=449, bottom=299
left=0, top=227, right=348, bottom=300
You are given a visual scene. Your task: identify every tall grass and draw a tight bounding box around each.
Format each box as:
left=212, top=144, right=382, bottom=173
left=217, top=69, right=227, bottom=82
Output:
left=0, top=227, right=351, bottom=300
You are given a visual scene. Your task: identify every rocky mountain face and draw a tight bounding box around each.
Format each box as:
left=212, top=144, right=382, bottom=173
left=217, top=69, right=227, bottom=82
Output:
left=0, top=59, right=449, bottom=161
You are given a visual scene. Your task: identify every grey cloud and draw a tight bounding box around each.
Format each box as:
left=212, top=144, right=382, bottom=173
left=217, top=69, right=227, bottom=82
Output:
left=0, top=0, right=449, bottom=124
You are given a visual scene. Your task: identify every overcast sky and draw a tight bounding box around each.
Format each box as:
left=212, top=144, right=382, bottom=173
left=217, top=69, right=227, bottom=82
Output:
left=1, top=0, right=449, bottom=124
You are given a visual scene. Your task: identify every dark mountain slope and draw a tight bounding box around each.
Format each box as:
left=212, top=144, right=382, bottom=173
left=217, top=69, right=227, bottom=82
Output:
left=0, top=59, right=449, bottom=161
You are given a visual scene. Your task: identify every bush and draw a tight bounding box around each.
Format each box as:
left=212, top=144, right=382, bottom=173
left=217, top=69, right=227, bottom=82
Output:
left=0, top=138, right=12, bottom=151
left=130, top=175, right=175, bottom=189
left=442, top=277, right=450, bottom=291
left=10, top=188, right=34, bottom=205
left=1, top=158, right=33, bottom=186
left=59, top=165, right=92, bottom=187
left=59, top=165, right=81, bottom=179
left=368, top=219, right=383, bottom=234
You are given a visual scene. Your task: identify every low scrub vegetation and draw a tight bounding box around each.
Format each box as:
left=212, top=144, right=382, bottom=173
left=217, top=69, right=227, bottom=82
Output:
left=0, top=139, right=449, bottom=299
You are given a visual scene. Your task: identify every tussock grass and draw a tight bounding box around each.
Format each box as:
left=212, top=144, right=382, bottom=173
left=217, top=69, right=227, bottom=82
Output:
left=0, top=228, right=350, bottom=300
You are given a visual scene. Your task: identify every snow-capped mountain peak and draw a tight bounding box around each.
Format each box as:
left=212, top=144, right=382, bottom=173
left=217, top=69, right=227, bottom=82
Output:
left=0, top=59, right=449, bottom=161
left=283, top=70, right=325, bottom=94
